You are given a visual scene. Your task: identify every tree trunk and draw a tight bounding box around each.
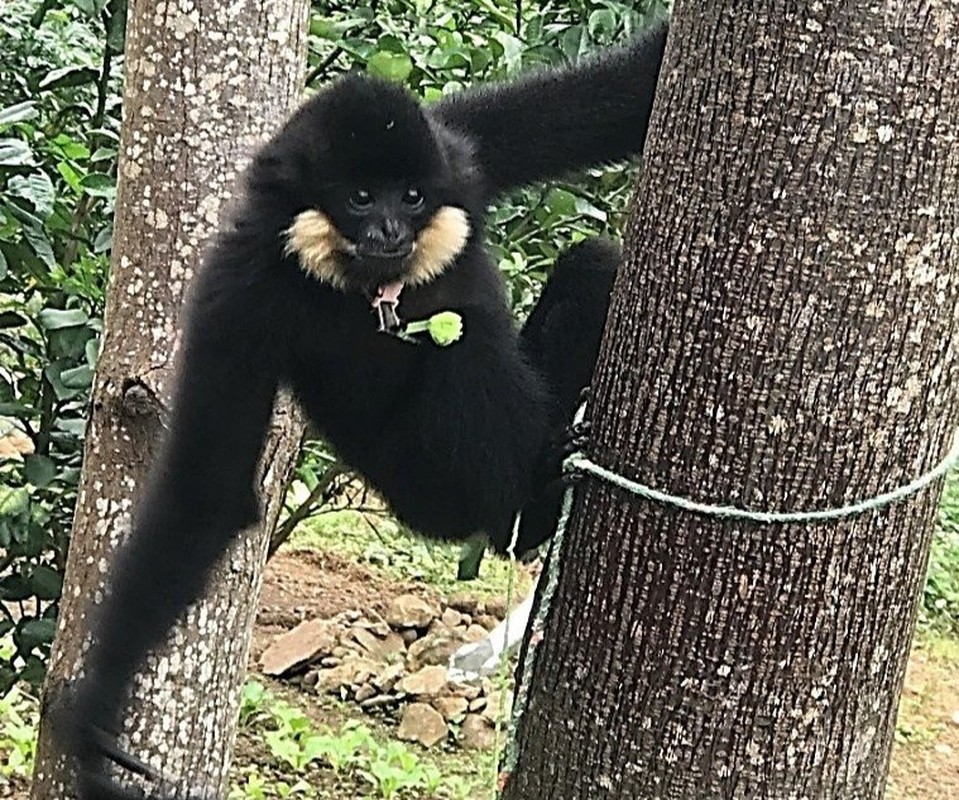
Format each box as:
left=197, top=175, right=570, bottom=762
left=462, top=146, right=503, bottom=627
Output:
left=32, top=2, right=309, bottom=798
left=502, top=3, right=959, bottom=799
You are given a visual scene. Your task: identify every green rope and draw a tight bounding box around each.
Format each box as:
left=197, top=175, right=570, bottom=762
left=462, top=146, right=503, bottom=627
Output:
left=568, top=427, right=959, bottom=524
left=494, top=418, right=959, bottom=796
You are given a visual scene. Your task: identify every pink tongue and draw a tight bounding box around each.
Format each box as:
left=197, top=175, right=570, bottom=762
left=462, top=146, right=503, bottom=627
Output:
left=375, top=281, right=404, bottom=305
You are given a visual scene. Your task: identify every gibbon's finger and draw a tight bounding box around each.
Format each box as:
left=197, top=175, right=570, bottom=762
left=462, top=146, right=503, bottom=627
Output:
left=89, top=729, right=159, bottom=781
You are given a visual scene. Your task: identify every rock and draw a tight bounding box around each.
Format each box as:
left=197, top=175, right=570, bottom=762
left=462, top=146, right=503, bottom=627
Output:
left=464, top=624, right=488, bottom=643
left=441, top=608, right=463, bottom=628
left=449, top=682, right=482, bottom=701
left=409, top=635, right=459, bottom=668
left=386, top=594, right=440, bottom=629
left=332, top=646, right=352, bottom=659
left=316, top=658, right=379, bottom=694
left=482, top=690, right=510, bottom=722
left=460, top=714, right=496, bottom=750
left=260, top=620, right=337, bottom=676
left=460, top=613, right=473, bottom=626
left=359, top=694, right=400, bottom=712
left=468, top=697, right=487, bottom=713
left=350, top=626, right=407, bottom=660
left=447, top=594, right=480, bottom=615
left=320, top=656, right=341, bottom=668
left=481, top=597, right=508, bottom=619
left=951, top=710, right=959, bottom=727
left=302, top=670, right=319, bottom=689
left=475, top=614, right=499, bottom=631
left=400, top=629, right=420, bottom=645
left=372, top=662, right=406, bottom=692
left=433, top=696, right=468, bottom=723
left=397, top=703, right=448, bottom=748
left=397, top=665, right=448, bottom=697
left=354, top=683, right=377, bottom=703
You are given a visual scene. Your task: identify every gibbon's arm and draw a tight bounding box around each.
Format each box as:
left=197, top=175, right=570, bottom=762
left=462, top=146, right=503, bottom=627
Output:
left=63, top=234, right=284, bottom=791
left=431, top=21, right=668, bottom=197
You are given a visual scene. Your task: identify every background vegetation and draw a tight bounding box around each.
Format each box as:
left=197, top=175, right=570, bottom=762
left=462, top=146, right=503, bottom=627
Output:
left=0, top=1, right=956, bottom=784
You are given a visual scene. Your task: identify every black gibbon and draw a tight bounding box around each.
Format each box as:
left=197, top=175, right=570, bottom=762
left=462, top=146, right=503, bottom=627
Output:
left=59, top=23, right=667, bottom=800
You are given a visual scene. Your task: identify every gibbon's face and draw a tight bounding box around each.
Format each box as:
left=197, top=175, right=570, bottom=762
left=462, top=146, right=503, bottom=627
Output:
left=282, top=77, right=471, bottom=294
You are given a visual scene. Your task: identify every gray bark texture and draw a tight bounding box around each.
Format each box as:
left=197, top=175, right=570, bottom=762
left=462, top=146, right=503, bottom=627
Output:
left=31, top=1, right=309, bottom=798
left=502, top=2, right=959, bottom=799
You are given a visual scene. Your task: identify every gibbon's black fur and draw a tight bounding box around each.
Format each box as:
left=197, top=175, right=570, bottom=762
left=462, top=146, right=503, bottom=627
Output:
left=60, top=22, right=666, bottom=800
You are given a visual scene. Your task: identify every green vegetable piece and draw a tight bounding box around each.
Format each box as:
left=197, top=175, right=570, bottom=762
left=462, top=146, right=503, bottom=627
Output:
left=426, top=311, right=463, bottom=346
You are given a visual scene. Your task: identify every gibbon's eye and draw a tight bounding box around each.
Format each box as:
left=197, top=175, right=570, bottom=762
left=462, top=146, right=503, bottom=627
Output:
left=348, top=189, right=374, bottom=211
left=402, top=187, right=424, bottom=209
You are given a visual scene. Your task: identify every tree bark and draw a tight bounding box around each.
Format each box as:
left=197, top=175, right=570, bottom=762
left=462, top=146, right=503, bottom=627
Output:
left=503, top=3, right=959, bottom=799
left=32, top=2, right=309, bottom=798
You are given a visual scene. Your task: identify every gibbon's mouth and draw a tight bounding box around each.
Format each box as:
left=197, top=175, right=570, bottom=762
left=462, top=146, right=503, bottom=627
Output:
left=286, top=206, right=471, bottom=293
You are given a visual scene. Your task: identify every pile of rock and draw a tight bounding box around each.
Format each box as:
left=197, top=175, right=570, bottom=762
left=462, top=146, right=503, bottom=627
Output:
left=259, top=593, right=511, bottom=749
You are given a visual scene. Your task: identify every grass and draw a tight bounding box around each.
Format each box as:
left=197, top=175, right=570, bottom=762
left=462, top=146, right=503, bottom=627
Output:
left=921, top=472, right=959, bottom=633
left=289, top=509, right=530, bottom=600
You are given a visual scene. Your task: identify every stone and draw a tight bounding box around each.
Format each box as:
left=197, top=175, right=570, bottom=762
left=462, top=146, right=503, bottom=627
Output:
left=372, top=662, right=406, bottom=692
left=433, top=696, right=468, bottom=723
left=408, top=634, right=459, bottom=668
left=354, top=683, right=377, bottom=703
left=397, top=665, right=448, bottom=697
left=320, top=656, right=341, bottom=668
left=481, top=597, right=508, bottom=619
left=475, top=614, right=499, bottom=631
left=464, top=624, right=488, bottom=643
left=315, top=658, right=379, bottom=694
left=951, top=710, right=959, bottom=727
left=460, top=714, right=496, bottom=750
left=400, top=629, right=420, bottom=645
left=468, top=697, right=487, bottom=713
left=302, top=670, right=319, bottom=689
left=386, top=594, right=439, bottom=629
left=397, top=703, right=448, bottom=748
left=350, top=626, right=407, bottom=660
left=359, top=694, right=398, bottom=711
left=449, top=681, right=482, bottom=701
left=260, top=620, right=337, bottom=676
left=441, top=608, right=463, bottom=628
left=482, top=690, right=510, bottom=722
left=447, top=593, right=480, bottom=615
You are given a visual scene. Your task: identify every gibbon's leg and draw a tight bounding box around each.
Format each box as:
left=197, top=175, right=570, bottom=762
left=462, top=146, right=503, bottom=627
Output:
left=58, top=235, right=287, bottom=800
left=515, top=238, right=621, bottom=554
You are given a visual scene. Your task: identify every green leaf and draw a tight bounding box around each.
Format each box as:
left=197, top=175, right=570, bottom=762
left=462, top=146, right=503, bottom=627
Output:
left=8, top=172, right=55, bottom=217
left=36, top=308, right=89, bottom=330
left=0, top=101, right=38, bottom=127
left=0, top=311, right=26, bottom=328
left=15, top=618, right=57, bottom=651
left=20, top=225, right=55, bottom=269
left=367, top=51, right=414, bottom=83
left=28, top=566, right=62, bottom=601
left=0, top=487, right=30, bottom=520
left=72, top=0, right=110, bottom=15
left=0, top=138, right=35, bottom=167
left=24, top=454, right=56, bottom=488
left=38, top=66, right=99, bottom=91
left=79, top=173, right=116, bottom=199
left=60, top=364, right=94, bottom=390
left=588, top=9, right=619, bottom=42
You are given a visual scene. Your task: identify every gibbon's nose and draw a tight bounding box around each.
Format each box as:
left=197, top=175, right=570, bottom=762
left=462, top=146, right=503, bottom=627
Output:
left=367, top=219, right=413, bottom=257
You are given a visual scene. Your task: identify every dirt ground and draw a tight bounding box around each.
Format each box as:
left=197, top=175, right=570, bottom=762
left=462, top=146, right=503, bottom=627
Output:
left=243, top=548, right=959, bottom=800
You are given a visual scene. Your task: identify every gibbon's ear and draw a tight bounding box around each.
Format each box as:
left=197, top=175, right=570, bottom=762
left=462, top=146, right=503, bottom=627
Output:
left=246, top=138, right=313, bottom=206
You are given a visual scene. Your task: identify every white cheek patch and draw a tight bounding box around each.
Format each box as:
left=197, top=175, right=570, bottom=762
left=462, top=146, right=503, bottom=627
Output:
left=408, top=206, right=471, bottom=286
left=285, top=210, right=356, bottom=290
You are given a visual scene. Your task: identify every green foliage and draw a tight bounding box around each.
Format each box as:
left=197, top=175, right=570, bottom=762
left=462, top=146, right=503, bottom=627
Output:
left=233, top=684, right=469, bottom=799
left=0, top=674, right=38, bottom=781
left=0, top=0, right=122, bottom=692
left=921, top=472, right=959, bottom=633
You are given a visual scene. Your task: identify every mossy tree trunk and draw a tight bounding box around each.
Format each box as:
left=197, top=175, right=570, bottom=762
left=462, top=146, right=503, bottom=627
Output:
left=32, top=1, right=309, bottom=798
left=502, top=2, right=959, bottom=799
